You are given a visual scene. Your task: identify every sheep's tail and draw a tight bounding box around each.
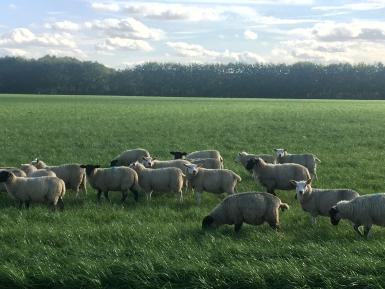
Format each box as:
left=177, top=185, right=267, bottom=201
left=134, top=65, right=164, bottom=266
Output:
left=280, top=203, right=290, bottom=212
left=234, top=173, right=242, bottom=182
left=315, top=156, right=321, bottom=163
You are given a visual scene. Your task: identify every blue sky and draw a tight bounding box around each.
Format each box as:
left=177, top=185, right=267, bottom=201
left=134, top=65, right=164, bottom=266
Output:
left=1, top=0, right=385, bottom=68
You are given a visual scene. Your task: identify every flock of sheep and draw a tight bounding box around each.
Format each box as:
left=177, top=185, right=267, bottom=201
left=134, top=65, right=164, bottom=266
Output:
left=0, top=148, right=384, bottom=239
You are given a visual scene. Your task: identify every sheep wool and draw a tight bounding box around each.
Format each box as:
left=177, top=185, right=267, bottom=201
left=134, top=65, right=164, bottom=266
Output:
left=110, top=148, right=150, bottom=167
left=202, top=192, right=289, bottom=232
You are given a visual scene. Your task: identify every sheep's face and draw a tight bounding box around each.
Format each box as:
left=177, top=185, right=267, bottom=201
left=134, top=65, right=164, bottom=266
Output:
left=0, top=171, right=12, bottom=182
left=245, top=157, right=264, bottom=170
left=274, top=149, right=287, bottom=158
left=202, top=215, right=218, bottom=230
left=110, top=159, right=119, bottom=167
left=129, top=162, right=144, bottom=172
left=329, top=206, right=341, bottom=225
left=170, top=151, right=187, bottom=159
left=184, top=164, right=199, bottom=176
left=141, top=157, right=154, bottom=168
left=291, top=179, right=312, bottom=200
left=80, top=164, right=100, bottom=176
left=234, top=152, right=245, bottom=163
left=31, top=158, right=42, bottom=168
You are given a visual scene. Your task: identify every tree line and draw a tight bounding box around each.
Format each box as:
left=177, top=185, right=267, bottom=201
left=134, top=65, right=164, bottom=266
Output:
left=0, top=55, right=384, bottom=99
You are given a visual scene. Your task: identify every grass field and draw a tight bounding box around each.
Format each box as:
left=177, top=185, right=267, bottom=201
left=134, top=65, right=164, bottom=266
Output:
left=1, top=94, right=385, bottom=289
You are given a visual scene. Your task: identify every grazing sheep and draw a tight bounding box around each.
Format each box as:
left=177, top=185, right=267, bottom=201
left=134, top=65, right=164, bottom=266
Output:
left=291, top=179, right=359, bottom=224
left=170, top=150, right=223, bottom=164
left=110, top=148, right=150, bottom=167
left=29, top=169, right=57, bottom=178
left=189, top=158, right=223, bottom=169
left=274, top=149, right=321, bottom=180
left=329, top=193, right=385, bottom=239
left=141, top=156, right=191, bottom=172
left=80, top=164, right=140, bottom=203
left=246, top=157, right=310, bottom=196
left=0, top=168, right=26, bottom=192
left=235, top=152, right=275, bottom=172
left=0, top=170, right=65, bottom=210
left=202, top=192, right=289, bottom=232
left=20, top=164, right=37, bottom=175
left=184, top=163, right=241, bottom=205
left=129, top=162, right=185, bottom=202
left=31, top=159, right=86, bottom=197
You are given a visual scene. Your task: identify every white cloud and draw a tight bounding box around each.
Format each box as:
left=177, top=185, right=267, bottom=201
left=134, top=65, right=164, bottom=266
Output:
left=85, top=18, right=164, bottom=40
left=313, top=0, right=385, bottom=12
left=9, top=3, right=17, bottom=9
left=0, top=48, right=26, bottom=57
left=96, top=37, right=152, bottom=51
left=166, top=41, right=264, bottom=63
left=244, top=30, right=258, bottom=40
left=91, top=2, right=120, bottom=12
left=45, top=20, right=80, bottom=31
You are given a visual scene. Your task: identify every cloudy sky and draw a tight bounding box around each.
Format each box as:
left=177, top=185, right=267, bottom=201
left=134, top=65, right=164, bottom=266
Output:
left=1, top=0, right=385, bottom=68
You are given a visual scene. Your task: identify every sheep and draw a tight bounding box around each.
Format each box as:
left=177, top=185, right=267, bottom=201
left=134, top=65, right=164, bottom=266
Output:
left=274, top=149, right=321, bottom=180
left=291, top=179, right=359, bottom=224
left=235, top=152, right=275, bottom=172
left=189, top=158, right=223, bottom=169
left=141, top=156, right=191, bottom=172
left=31, top=159, right=86, bottom=197
left=246, top=157, right=310, bottom=196
left=329, top=193, right=385, bottom=239
left=0, top=170, right=65, bottom=210
left=0, top=168, right=26, bottom=192
left=129, top=162, right=185, bottom=202
left=170, top=150, right=223, bottom=165
left=80, top=164, right=140, bottom=203
left=20, top=164, right=37, bottom=175
left=184, top=163, right=241, bottom=205
left=110, top=148, right=150, bottom=167
left=29, top=169, right=57, bottom=178
left=202, top=192, right=289, bottom=232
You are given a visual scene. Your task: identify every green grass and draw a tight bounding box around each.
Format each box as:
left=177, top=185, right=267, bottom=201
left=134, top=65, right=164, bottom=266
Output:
left=1, top=94, right=385, bottom=289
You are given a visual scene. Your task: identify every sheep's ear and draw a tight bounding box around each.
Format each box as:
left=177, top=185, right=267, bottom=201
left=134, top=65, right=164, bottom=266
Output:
left=80, top=165, right=87, bottom=168
left=290, top=180, right=297, bottom=186
left=306, top=178, right=312, bottom=185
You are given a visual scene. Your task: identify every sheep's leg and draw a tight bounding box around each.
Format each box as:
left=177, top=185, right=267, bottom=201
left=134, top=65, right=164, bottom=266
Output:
left=177, top=190, right=183, bottom=203
left=353, top=223, right=363, bottom=237
left=104, top=191, right=110, bottom=202
left=364, top=224, right=372, bottom=239
left=234, top=222, right=243, bottom=232
left=97, top=190, right=102, bottom=202
left=57, top=197, right=64, bottom=211
left=269, top=222, right=280, bottom=231
left=121, top=191, right=128, bottom=203
left=130, top=189, right=139, bottom=202
left=195, top=191, right=202, bottom=206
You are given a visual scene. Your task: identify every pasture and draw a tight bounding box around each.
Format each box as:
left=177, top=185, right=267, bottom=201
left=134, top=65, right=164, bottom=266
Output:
left=1, top=94, right=385, bottom=289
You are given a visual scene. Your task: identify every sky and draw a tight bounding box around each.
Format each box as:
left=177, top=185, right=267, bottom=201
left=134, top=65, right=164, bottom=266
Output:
left=1, top=0, right=385, bottom=68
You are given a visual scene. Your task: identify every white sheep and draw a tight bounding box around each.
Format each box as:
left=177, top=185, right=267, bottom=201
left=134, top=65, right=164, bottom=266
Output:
left=202, top=192, right=289, bottom=232
left=110, top=148, right=150, bottom=166
left=274, top=149, right=321, bottom=180
left=31, top=159, right=87, bottom=197
left=129, top=162, right=185, bottom=202
left=20, top=164, right=37, bottom=175
left=330, top=193, right=385, bottom=238
left=291, top=179, right=359, bottom=224
left=235, top=152, right=275, bottom=172
left=80, top=164, right=140, bottom=203
left=189, top=158, right=223, bottom=169
left=170, top=150, right=223, bottom=164
left=0, top=170, right=66, bottom=210
left=29, top=169, right=57, bottom=178
left=184, top=163, right=241, bottom=205
left=0, top=168, right=26, bottom=192
left=246, top=157, right=310, bottom=196
left=141, top=156, right=191, bottom=172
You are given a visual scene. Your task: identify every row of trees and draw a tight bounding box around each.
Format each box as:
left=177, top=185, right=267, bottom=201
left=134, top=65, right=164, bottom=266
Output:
left=0, top=55, right=384, bottom=99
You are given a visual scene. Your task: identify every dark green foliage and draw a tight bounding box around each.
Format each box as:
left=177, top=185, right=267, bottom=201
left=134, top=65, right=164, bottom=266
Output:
left=1, top=56, right=385, bottom=98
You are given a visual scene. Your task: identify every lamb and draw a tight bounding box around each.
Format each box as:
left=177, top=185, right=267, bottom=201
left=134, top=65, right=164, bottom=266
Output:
left=110, top=148, right=150, bottom=167
left=31, top=159, right=87, bottom=197
left=329, top=193, right=385, bottom=239
left=29, top=169, right=57, bottom=178
left=274, top=149, right=321, bottom=180
left=291, top=179, right=359, bottom=224
left=189, top=158, right=223, bottom=169
left=0, top=168, right=26, bottom=192
left=184, top=163, right=241, bottom=205
left=129, top=162, right=185, bottom=202
left=0, top=170, right=66, bottom=210
left=170, top=150, right=223, bottom=164
left=202, top=192, right=289, bottom=232
left=246, top=157, right=310, bottom=196
left=235, top=152, right=275, bottom=172
left=80, top=164, right=140, bottom=203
